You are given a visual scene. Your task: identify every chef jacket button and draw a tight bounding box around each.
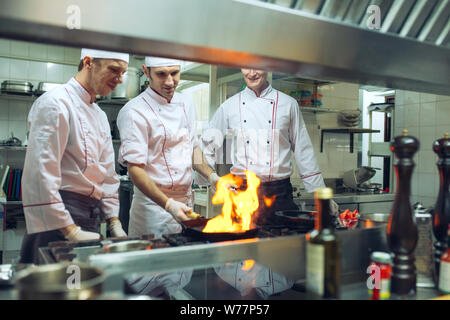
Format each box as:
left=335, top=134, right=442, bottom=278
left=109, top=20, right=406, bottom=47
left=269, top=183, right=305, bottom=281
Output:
left=244, top=120, right=246, bottom=123
left=270, top=101, right=273, bottom=104
left=246, top=140, right=249, bottom=144
left=266, top=162, right=269, bottom=165
left=243, top=102, right=245, bottom=105
left=268, top=120, right=271, bottom=124
left=267, top=140, right=270, bottom=144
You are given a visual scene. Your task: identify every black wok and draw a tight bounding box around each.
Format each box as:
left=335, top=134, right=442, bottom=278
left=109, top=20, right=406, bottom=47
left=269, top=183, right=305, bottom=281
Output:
left=181, top=218, right=259, bottom=242
left=273, top=210, right=316, bottom=227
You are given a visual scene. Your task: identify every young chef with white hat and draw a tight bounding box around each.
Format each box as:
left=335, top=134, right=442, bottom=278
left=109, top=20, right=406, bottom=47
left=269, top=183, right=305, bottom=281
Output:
left=117, top=56, right=219, bottom=238
left=201, top=68, right=339, bottom=224
left=20, top=48, right=128, bottom=264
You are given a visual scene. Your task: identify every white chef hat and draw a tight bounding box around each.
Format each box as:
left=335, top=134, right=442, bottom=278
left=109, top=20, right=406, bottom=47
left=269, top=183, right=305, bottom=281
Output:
left=81, top=48, right=129, bottom=63
left=145, top=56, right=182, bottom=67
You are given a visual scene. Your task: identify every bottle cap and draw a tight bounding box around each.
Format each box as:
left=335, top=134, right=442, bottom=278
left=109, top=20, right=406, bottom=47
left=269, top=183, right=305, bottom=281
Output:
left=371, top=251, right=392, bottom=264
left=315, top=187, right=333, bottom=200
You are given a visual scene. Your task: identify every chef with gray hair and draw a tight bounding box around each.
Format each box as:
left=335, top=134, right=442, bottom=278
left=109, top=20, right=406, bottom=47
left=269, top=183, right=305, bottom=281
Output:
left=20, top=48, right=128, bottom=264
left=117, top=56, right=219, bottom=238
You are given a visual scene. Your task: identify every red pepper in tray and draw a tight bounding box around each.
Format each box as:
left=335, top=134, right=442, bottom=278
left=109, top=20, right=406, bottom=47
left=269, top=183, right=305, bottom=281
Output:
left=339, top=209, right=359, bottom=229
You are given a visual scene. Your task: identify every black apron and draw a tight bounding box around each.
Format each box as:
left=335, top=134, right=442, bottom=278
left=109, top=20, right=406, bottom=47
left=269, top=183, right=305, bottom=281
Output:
left=19, top=190, right=103, bottom=264
left=239, top=178, right=299, bottom=226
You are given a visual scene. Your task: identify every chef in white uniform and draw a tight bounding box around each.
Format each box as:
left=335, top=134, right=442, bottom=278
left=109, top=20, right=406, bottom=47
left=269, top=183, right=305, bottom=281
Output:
left=201, top=68, right=338, bottom=224
left=117, top=56, right=219, bottom=238
left=20, top=49, right=128, bottom=264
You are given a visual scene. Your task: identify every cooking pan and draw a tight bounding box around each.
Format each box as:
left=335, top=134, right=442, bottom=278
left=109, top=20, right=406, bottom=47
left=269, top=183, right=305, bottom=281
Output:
left=274, top=210, right=316, bottom=227
left=181, top=218, right=259, bottom=242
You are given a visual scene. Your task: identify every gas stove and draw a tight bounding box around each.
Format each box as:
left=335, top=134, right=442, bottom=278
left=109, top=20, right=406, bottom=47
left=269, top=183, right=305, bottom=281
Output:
left=39, top=221, right=317, bottom=264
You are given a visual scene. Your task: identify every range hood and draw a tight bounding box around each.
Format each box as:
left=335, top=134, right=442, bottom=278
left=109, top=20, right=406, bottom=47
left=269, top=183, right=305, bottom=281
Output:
left=0, top=0, right=448, bottom=95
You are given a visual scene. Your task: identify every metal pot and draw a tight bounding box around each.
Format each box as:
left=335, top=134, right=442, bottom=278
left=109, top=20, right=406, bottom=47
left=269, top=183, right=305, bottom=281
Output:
left=1, top=80, right=33, bottom=95
left=14, top=262, right=105, bottom=300
left=111, top=67, right=140, bottom=99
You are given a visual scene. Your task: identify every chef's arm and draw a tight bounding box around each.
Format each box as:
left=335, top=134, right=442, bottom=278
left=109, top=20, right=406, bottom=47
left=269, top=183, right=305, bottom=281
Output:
left=192, top=146, right=215, bottom=179
left=128, top=163, right=169, bottom=208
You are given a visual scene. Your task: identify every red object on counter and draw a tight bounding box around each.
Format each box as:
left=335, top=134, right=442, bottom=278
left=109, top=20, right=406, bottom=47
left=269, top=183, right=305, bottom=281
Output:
left=368, top=252, right=392, bottom=300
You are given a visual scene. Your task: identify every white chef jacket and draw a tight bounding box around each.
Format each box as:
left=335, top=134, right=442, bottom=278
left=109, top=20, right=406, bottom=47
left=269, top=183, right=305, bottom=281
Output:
left=201, top=85, right=325, bottom=193
left=22, top=77, right=120, bottom=234
left=117, top=87, right=198, bottom=237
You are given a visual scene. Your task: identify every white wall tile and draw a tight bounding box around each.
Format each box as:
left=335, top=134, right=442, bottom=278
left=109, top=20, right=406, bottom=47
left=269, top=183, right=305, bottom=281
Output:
left=436, top=100, right=450, bottom=126
left=436, top=94, right=450, bottom=102
left=435, top=125, right=450, bottom=139
left=395, top=90, right=404, bottom=106
left=0, top=39, right=10, bottom=55
left=404, top=103, right=420, bottom=127
left=9, top=59, right=29, bottom=80
left=0, top=100, right=9, bottom=120
left=64, top=47, right=81, bottom=63
left=0, top=57, right=10, bottom=78
left=394, top=104, right=404, bottom=128
left=63, top=65, right=77, bottom=83
left=28, top=61, right=47, bottom=81
left=404, top=91, right=420, bottom=105
left=420, top=93, right=436, bottom=103
left=419, top=102, right=435, bottom=127
left=419, top=126, right=437, bottom=151
left=47, top=45, right=64, bottom=62
left=8, top=100, right=29, bottom=121
left=29, top=43, right=47, bottom=60
left=8, top=120, right=27, bottom=143
left=418, top=150, right=437, bottom=174
left=0, top=120, right=8, bottom=139
left=10, top=41, right=29, bottom=57
left=417, top=173, right=437, bottom=198
left=46, top=63, right=64, bottom=83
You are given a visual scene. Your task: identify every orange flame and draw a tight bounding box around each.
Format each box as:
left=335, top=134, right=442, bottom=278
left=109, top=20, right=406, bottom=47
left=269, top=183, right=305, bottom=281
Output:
left=203, top=171, right=261, bottom=233
left=241, top=259, right=255, bottom=271
left=263, top=195, right=276, bottom=207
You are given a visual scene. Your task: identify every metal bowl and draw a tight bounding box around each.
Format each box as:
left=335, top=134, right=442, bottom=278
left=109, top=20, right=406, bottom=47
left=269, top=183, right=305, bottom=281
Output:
left=14, top=262, right=105, bottom=300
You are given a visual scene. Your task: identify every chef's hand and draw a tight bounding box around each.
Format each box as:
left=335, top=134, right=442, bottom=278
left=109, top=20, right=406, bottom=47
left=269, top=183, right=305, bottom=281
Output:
left=107, top=218, right=127, bottom=238
left=330, top=199, right=339, bottom=216
left=165, top=198, right=191, bottom=222
left=208, top=172, right=220, bottom=193
left=65, top=226, right=101, bottom=241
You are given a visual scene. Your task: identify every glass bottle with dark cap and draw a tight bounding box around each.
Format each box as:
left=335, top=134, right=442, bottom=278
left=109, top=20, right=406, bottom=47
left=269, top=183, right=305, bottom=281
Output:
left=306, top=187, right=341, bottom=299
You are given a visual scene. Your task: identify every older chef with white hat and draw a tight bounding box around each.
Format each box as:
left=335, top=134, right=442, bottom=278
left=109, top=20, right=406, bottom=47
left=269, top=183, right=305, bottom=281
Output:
left=117, top=56, right=219, bottom=238
left=201, top=68, right=339, bottom=224
left=20, top=48, right=128, bottom=264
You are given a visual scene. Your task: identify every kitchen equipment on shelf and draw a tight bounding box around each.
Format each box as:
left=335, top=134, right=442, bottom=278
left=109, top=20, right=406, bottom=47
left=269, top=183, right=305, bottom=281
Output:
left=111, top=67, right=141, bottom=99
left=338, top=109, right=361, bottom=127
left=34, top=82, right=62, bottom=96
left=412, top=202, right=435, bottom=288
left=1, top=80, right=33, bottom=95
left=343, top=166, right=380, bottom=190
left=14, top=262, right=105, bottom=300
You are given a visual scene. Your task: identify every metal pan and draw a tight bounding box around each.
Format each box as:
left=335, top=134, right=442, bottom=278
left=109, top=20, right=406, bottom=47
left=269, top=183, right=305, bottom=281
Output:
left=181, top=218, right=259, bottom=242
left=274, top=210, right=316, bottom=226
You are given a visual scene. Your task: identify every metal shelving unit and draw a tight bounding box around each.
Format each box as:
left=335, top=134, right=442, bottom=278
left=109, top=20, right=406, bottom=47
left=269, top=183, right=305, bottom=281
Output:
left=320, top=128, right=380, bottom=153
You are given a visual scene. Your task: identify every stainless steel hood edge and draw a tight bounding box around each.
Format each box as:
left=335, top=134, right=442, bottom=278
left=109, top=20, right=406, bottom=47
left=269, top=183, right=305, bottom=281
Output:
left=0, top=0, right=448, bottom=95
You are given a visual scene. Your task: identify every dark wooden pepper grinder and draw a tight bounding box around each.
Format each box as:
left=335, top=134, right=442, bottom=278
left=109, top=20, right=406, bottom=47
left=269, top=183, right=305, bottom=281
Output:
left=432, top=132, right=450, bottom=281
left=387, top=129, right=419, bottom=295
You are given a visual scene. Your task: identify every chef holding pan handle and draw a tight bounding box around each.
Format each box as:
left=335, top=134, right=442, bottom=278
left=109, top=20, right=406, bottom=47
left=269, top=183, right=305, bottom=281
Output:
left=117, top=57, right=218, bottom=239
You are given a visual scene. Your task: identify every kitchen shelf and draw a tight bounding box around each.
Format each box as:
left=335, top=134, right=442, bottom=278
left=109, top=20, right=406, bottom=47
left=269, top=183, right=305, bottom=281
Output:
left=0, top=146, right=27, bottom=151
left=300, top=106, right=339, bottom=113
left=320, top=128, right=380, bottom=153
